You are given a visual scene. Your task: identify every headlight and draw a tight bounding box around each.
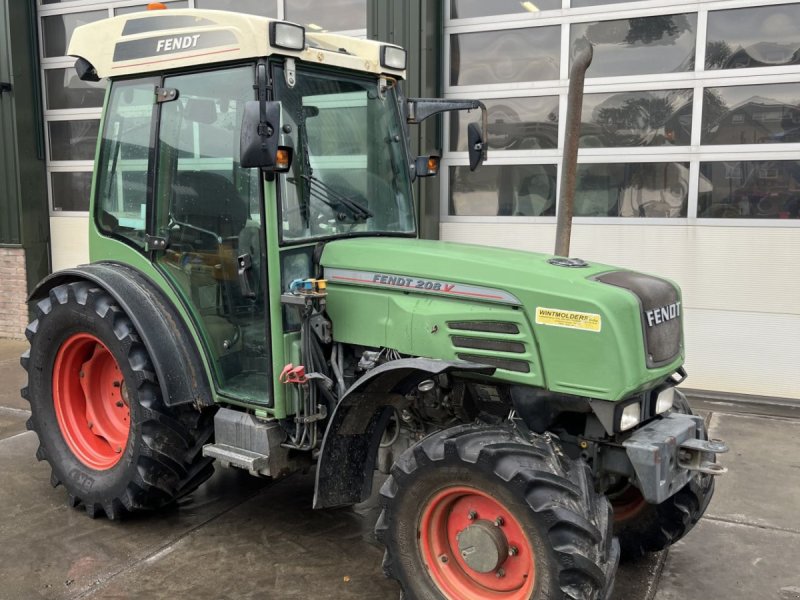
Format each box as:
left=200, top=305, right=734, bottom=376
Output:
left=270, top=22, right=305, bottom=51
left=619, top=402, right=642, bottom=431
left=655, top=387, right=675, bottom=414
left=381, top=45, right=407, bottom=70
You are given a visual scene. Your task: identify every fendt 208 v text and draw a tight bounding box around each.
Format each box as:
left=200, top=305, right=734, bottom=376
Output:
left=22, top=7, right=728, bottom=599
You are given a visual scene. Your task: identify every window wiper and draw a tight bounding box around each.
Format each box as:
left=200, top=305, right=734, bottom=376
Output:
left=290, top=174, right=373, bottom=222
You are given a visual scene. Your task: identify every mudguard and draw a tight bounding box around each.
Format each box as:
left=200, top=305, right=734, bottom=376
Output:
left=29, top=262, right=214, bottom=408
left=313, top=358, right=494, bottom=509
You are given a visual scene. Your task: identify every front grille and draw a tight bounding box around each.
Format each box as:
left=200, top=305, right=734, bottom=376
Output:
left=448, top=320, right=531, bottom=375
left=451, top=336, right=526, bottom=354
left=595, top=270, right=682, bottom=368
left=447, top=321, right=520, bottom=334
left=456, top=353, right=531, bottom=373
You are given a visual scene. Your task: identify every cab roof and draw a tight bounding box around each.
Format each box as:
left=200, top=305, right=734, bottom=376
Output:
left=67, top=8, right=406, bottom=81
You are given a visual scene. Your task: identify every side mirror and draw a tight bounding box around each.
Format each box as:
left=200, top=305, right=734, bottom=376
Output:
left=241, top=100, right=287, bottom=170
left=467, top=122, right=485, bottom=171
left=414, top=154, right=440, bottom=179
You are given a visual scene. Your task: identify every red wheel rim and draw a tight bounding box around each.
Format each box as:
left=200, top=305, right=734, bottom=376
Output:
left=52, top=333, right=131, bottom=470
left=612, top=485, right=647, bottom=522
left=419, top=486, right=536, bottom=600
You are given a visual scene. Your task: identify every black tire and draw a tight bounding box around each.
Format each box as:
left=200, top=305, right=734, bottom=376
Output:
left=376, top=424, right=619, bottom=600
left=612, top=392, right=715, bottom=560
left=20, top=281, right=215, bottom=519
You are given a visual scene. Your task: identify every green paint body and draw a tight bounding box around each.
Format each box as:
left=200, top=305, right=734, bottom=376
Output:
left=85, top=88, right=682, bottom=417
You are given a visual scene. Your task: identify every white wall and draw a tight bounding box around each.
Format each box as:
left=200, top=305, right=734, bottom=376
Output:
left=441, top=222, right=800, bottom=400
left=50, top=216, right=89, bottom=272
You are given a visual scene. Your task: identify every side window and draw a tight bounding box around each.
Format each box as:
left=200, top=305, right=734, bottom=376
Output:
left=94, top=78, right=158, bottom=247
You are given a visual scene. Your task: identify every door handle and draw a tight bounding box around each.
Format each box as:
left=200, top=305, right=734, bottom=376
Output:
left=0, top=82, right=12, bottom=94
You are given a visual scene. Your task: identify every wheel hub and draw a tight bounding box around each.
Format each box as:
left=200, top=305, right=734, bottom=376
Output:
left=419, top=486, right=536, bottom=599
left=52, top=333, right=131, bottom=470
left=457, top=520, right=509, bottom=573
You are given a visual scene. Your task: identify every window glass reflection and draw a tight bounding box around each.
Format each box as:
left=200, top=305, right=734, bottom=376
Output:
left=706, top=4, right=800, bottom=70
left=699, top=161, right=800, bottom=219
left=450, top=97, right=558, bottom=152
left=51, top=172, right=93, bottom=212
left=450, top=28, right=560, bottom=86
left=450, top=0, right=560, bottom=19
left=42, top=11, right=107, bottom=58
left=45, top=68, right=107, bottom=110
left=575, top=162, right=689, bottom=217
left=702, top=84, right=800, bottom=145
left=49, top=120, right=100, bottom=161
left=581, top=90, right=692, bottom=147
left=194, top=0, right=277, bottom=17
left=450, top=165, right=557, bottom=216
left=572, top=14, right=696, bottom=78
left=285, top=0, right=366, bottom=32
left=571, top=0, right=651, bottom=7
left=115, top=2, right=189, bottom=16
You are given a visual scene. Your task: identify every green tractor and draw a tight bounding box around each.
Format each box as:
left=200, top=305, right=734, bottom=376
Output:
left=22, top=7, right=727, bottom=599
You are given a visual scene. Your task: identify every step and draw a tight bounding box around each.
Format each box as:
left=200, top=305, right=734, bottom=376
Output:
left=203, top=443, right=271, bottom=476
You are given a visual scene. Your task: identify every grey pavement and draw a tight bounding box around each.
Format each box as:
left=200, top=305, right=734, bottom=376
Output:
left=1, top=337, right=797, bottom=600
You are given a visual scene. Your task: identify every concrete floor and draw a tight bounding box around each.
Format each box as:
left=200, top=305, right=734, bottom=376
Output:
left=2, top=338, right=798, bottom=600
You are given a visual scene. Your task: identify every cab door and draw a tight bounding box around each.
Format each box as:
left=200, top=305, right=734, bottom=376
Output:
left=152, top=65, right=272, bottom=405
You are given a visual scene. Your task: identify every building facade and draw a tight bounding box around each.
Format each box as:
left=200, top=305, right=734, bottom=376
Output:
left=1, top=0, right=797, bottom=400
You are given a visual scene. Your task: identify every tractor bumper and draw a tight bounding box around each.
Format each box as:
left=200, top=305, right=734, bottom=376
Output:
left=622, top=412, right=728, bottom=504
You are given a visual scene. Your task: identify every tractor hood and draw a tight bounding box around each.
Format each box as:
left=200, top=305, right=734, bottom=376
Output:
left=320, top=237, right=683, bottom=401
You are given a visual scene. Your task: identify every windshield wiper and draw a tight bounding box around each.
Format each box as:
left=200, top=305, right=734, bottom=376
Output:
left=290, top=174, right=373, bottom=222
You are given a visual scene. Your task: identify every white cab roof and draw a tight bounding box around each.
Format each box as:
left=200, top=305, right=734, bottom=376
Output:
left=67, top=8, right=405, bottom=80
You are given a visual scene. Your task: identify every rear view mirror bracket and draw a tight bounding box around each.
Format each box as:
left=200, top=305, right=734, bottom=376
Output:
left=406, top=98, right=488, bottom=171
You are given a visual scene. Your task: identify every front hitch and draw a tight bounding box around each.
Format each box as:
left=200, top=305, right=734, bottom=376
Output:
left=621, top=412, right=728, bottom=503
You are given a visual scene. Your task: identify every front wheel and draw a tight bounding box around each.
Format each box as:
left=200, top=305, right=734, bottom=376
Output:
left=376, top=424, right=619, bottom=600
left=21, top=281, right=215, bottom=519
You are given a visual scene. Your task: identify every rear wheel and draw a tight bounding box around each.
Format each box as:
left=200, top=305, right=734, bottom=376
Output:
left=376, top=424, right=619, bottom=600
left=21, top=281, right=215, bottom=518
left=611, top=392, right=715, bottom=560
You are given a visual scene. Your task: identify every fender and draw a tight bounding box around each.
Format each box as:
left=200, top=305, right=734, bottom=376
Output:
left=313, top=358, right=494, bottom=509
left=29, top=262, right=214, bottom=408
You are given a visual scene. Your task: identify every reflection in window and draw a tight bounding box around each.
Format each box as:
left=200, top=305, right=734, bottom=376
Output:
left=450, top=0, right=560, bottom=19
left=115, top=1, right=188, bottom=15
left=572, top=14, right=696, bottom=78
left=450, top=165, right=557, bottom=216
left=581, top=90, right=692, bottom=147
left=193, top=0, right=277, bottom=17
left=51, top=172, right=93, bottom=212
left=706, top=4, right=800, bottom=70
left=571, top=0, right=651, bottom=6
left=699, top=161, right=800, bottom=219
left=45, top=68, right=107, bottom=110
left=49, top=120, right=100, bottom=161
left=451, top=97, right=558, bottom=152
left=285, top=0, right=366, bottom=32
left=575, top=163, right=689, bottom=217
left=702, top=84, right=800, bottom=145
left=450, top=28, right=560, bottom=86
left=42, top=11, right=107, bottom=58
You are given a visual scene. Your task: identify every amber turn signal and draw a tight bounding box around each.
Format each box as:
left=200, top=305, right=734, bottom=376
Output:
left=427, top=156, right=440, bottom=175
left=147, top=3, right=168, bottom=10
left=275, top=147, right=293, bottom=172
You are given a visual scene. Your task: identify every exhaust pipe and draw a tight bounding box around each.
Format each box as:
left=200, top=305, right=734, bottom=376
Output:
left=554, top=38, right=593, bottom=258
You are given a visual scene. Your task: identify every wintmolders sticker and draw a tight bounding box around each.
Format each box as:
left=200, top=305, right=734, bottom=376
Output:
left=324, top=268, right=521, bottom=305
left=535, top=307, right=602, bottom=332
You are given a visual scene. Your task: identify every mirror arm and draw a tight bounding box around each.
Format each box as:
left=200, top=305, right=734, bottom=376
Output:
left=407, top=98, right=488, bottom=163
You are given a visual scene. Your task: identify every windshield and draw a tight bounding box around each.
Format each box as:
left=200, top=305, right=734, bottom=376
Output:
left=274, top=64, right=416, bottom=242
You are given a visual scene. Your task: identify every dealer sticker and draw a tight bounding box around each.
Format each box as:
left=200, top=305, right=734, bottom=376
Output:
left=535, top=307, right=602, bottom=332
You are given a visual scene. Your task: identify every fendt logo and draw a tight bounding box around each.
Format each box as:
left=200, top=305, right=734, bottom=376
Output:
left=645, top=301, right=681, bottom=327
left=156, top=34, right=201, bottom=53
